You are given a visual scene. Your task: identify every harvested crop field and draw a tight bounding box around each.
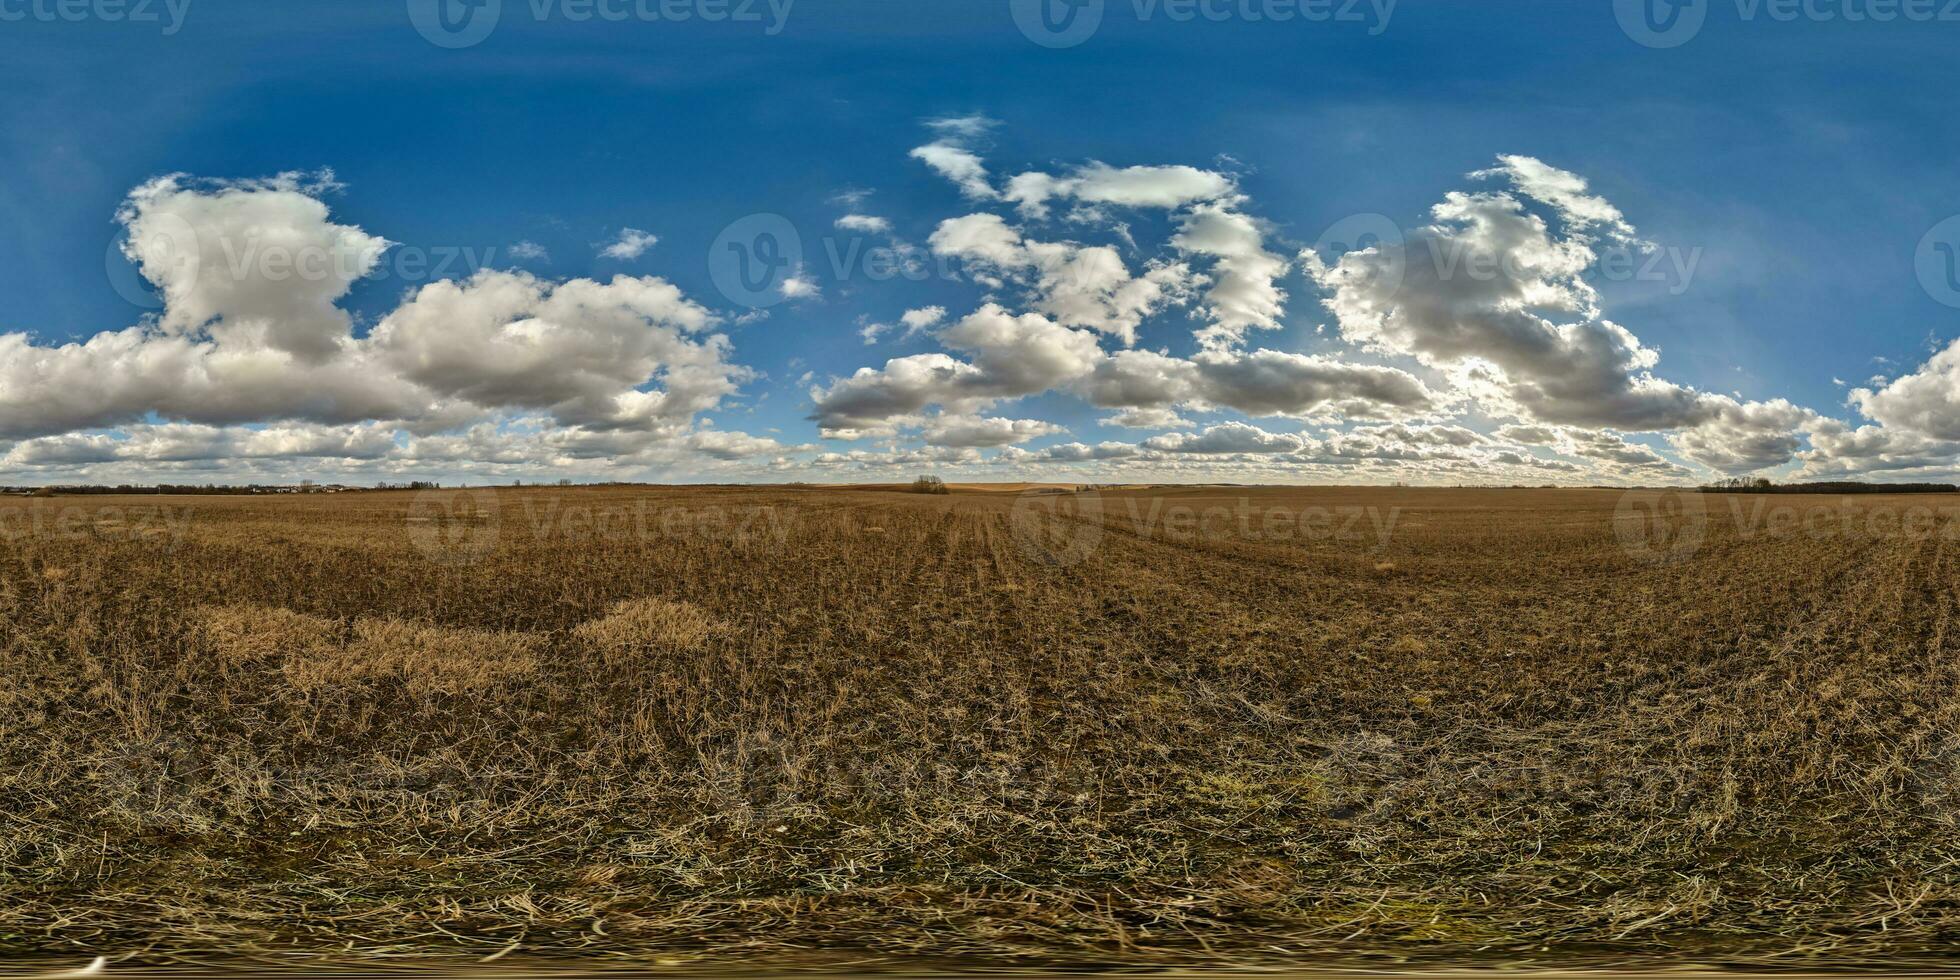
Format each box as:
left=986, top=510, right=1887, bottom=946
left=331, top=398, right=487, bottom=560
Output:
left=5, top=484, right=1960, bottom=970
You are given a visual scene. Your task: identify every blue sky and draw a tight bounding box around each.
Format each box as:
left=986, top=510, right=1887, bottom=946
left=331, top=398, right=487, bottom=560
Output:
left=3, top=0, right=1960, bottom=484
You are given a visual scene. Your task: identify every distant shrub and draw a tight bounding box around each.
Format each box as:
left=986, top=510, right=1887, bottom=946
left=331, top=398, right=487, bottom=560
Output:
left=910, top=475, right=950, bottom=495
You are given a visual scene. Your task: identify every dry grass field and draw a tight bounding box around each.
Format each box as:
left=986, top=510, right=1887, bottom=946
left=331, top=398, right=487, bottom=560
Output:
left=5, top=484, right=1960, bottom=970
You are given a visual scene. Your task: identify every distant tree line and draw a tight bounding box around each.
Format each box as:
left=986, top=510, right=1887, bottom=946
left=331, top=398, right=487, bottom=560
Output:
left=1700, top=477, right=1958, bottom=494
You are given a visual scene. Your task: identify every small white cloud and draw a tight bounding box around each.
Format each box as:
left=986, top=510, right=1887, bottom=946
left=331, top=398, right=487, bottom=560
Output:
left=900, top=306, right=946, bottom=336
left=598, top=228, right=659, bottom=261
left=860, top=306, right=946, bottom=346
left=508, top=240, right=550, bottom=262
left=779, top=269, right=821, bottom=301
left=1004, top=162, right=1234, bottom=220
left=835, top=214, right=893, bottom=235
left=925, top=114, right=997, bottom=139
left=911, top=116, right=1000, bottom=200
left=831, top=188, right=875, bottom=209
left=912, top=143, right=995, bottom=200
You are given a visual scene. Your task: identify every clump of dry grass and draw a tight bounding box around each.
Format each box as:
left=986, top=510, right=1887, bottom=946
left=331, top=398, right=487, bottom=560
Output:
left=572, top=596, right=718, bottom=658
left=194, top=604, right=340, bottom=668
left=286, top=616, right=539, bottom=697
left=195, top=603, right=540, bottom=696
